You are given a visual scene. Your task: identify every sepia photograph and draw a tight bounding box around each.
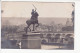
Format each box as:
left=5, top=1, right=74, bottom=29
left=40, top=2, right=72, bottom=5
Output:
left=1, top=1, right=74, bottom=50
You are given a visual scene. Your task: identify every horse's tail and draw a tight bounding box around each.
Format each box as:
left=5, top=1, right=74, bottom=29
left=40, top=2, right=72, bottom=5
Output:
left=24, top=27, right=28, bottom=33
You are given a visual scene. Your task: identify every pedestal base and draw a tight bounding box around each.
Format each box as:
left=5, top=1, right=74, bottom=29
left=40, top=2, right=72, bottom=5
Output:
left=21, top=32, right=41, bottom=49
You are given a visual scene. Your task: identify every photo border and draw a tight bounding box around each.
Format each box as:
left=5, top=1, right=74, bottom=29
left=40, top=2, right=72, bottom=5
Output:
left=0, top=0, right=80, bottom=53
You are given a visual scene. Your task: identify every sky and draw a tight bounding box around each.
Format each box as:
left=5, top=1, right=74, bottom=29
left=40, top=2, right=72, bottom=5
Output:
left=1, top=2, right=74, bottom=18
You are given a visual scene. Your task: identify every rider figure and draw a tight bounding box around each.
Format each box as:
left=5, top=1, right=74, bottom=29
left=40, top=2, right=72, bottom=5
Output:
left=31, top=9, right=39, bottom=22
left=31, top=9, right=35, bottom=20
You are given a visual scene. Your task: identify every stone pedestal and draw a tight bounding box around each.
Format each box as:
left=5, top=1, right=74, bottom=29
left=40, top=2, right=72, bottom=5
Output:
left=21, top=32, right=41, bottom=49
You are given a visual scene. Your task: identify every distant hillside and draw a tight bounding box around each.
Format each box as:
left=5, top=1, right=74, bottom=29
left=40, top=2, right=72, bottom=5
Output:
left=1, top=17, right=72, bottom=26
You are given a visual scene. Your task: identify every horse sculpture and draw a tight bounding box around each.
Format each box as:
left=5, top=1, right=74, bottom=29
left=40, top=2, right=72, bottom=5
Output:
left=24, top=5, right=39, bottom=33
left=24, top=19, right=39, bottom=33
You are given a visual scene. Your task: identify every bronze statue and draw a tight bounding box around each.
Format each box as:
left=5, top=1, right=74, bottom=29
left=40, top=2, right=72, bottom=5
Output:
left=25, top=8, right=39, bottom=33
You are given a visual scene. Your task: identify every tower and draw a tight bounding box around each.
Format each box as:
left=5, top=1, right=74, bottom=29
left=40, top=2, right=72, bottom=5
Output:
left=71, top=3, right=74, bottom=28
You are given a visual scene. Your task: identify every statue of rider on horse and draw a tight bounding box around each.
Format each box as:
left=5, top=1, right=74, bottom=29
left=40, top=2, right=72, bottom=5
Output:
left=25, top=4, right=39, bottom=33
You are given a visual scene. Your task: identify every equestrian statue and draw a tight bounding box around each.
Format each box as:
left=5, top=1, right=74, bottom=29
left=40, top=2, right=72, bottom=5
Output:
left=24, top=4, right=39, bottom=33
